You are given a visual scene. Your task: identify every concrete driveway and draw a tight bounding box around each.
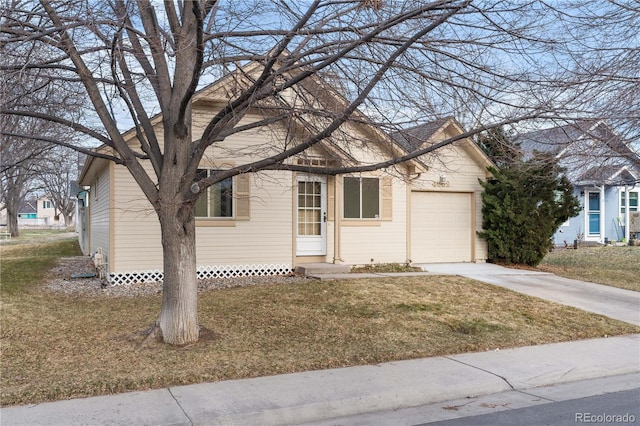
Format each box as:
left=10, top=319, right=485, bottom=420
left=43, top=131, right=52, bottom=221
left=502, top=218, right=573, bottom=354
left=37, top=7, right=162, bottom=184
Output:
left=418, top=263, right=640, bottom=326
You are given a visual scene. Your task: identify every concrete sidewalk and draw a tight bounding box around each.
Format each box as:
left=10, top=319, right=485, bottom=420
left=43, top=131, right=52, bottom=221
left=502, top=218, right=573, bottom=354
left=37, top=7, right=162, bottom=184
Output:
left=2, top=334, right=639, bottom=425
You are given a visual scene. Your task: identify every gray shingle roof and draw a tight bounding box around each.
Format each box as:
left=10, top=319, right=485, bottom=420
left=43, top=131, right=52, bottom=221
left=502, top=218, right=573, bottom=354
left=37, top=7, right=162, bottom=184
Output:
left=390, top=117, right=452, bottom=152
left=517, top=120, right=640, bottom=185
left=517, top=120, right=636, bottom=160
left=19, top=199, right=37, bottom=214
left=516, top=120, right=598, bottom=156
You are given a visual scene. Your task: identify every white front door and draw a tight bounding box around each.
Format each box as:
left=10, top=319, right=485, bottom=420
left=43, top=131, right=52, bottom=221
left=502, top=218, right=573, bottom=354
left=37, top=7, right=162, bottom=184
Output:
left=296, top=176, right=327, bottom=256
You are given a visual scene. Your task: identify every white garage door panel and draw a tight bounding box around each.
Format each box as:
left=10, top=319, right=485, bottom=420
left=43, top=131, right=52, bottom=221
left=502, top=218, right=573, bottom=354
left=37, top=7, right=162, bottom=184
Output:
left=411, top=192, right=472, bottom=263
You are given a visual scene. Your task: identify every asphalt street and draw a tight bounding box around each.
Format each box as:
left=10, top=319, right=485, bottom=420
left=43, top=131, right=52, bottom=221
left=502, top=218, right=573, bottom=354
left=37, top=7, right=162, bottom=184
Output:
left=425, top=388, right=640, bottom=426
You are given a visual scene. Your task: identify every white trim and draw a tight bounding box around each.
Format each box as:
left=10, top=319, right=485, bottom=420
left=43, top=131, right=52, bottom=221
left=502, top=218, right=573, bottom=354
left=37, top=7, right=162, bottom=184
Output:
left=296, top=175, right=327, bottom=256
left=619, top=188, right=639, bottom=242
left=609, top=165, right=639, bottom=183
left=599, top=185, right=605, bottom=244
left=584, top=189, right=602, bottom=242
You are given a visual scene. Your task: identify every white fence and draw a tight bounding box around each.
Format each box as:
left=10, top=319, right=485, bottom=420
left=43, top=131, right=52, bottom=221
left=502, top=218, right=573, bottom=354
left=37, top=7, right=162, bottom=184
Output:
left=18, top=218, right=67, bottom=228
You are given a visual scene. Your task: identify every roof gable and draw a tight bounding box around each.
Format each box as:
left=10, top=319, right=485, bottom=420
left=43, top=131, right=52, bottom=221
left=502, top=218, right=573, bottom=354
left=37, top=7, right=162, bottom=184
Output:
left=390, top=117, right=452, bottom=152
left=517, top=120, right=640, bottom=185
left=390, top=117, right=494, bottom=171
left=19, top=199, right=37, bottom=214
left=191, top=60, right=422, bottom=171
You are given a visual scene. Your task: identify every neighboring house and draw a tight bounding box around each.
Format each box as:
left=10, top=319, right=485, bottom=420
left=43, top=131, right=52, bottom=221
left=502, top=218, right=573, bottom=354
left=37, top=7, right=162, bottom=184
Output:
left=78, top=72, right=493, bottom=285
left=17, top=198, right=38, bottom=223
left=14, top=197, right=65, bottom=228
left=517, top=120, right=640, bottom=245
left=36, top=196, right=62, bottom=226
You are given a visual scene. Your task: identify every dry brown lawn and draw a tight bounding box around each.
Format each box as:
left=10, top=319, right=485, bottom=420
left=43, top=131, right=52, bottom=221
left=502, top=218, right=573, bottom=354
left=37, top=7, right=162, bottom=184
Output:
left=539, top=246, right=640, bottom=291
left=2, top=235, right=638, bottom=407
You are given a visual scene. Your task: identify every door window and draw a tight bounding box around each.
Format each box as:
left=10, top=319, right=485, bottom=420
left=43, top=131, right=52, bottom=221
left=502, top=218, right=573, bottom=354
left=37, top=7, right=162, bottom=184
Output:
left=587, top=192, right=600, bottom=235
left=297, top=181, right=322, bottom=236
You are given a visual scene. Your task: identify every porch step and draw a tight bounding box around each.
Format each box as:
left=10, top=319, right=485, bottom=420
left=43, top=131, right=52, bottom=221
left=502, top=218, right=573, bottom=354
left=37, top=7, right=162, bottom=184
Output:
left=295, top=263, right=351, bottom=276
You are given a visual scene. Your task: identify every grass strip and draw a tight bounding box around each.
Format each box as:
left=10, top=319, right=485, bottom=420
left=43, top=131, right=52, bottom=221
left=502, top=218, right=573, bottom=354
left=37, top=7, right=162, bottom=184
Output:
left=1, top=238, right=81, bottom=295
left=539, top=246, right=640, bottom=291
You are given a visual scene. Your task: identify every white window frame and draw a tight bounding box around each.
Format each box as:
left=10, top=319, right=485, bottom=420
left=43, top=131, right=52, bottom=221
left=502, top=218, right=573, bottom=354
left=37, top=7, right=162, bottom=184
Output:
left=619, top=190, right=639, bottom=225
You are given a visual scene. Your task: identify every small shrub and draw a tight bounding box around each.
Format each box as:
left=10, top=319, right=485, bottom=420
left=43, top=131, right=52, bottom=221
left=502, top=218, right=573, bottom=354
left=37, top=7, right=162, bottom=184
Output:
left=351, top=263, right=422, bottom=273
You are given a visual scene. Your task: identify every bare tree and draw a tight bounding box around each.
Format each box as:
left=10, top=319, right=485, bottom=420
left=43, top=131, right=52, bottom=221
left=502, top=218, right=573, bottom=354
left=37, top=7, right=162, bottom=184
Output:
left=0, top=119, right=51, bottom=236
left=1, top=1, right=637, bottom=344
left=36, top=147, right=78, bottom=227
left=1, top=3, right=85, bottom=236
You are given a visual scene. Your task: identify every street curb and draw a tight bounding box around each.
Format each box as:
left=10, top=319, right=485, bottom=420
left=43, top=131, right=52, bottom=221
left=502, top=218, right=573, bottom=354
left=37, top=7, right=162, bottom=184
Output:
left=2, top=335, right=638, bottom=426
left=171, top=335, right=640, bottom=425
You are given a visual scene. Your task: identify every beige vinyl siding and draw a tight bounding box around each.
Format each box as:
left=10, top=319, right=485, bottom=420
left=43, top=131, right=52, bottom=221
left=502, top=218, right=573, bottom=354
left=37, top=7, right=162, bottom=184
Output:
left=195, top=171, right=293, bottom=265
left=107, top=110, right=301, bottom=273
left=340, top=177, right=408, bottom=265
left=109, top=166, right=295, bottom=273
left=193, top=109, right=289, bottom=163
left=88, top=164, right=111, bottom=263
left=111, top=164, right=163, bottom=272
left=309, top=119, right=410, bottom=265
left=413, top=144, right=487, bottom=191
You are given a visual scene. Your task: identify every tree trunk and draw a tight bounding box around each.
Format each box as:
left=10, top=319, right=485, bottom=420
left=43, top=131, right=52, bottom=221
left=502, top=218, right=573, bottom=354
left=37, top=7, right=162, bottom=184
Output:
left=64, top=212, right=74, bottom=228
left=6, top=202, right=19, bottom=237
left=157, top=206, right=199, bottom=345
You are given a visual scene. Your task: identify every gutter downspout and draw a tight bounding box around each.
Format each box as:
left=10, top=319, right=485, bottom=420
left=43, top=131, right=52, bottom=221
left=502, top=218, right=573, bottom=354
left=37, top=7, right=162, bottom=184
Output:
left=333, top=175, right=342, bottom=264
left=624, top=184, right=630, bottom=243
left=600, top=185, right=606, bottom=244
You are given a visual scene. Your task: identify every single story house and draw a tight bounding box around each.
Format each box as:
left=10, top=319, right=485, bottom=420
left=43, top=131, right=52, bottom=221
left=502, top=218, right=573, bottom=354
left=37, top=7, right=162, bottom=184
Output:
left=517, top=120, right=640, bottom=245
left=78, top=72, right=493, bottom=285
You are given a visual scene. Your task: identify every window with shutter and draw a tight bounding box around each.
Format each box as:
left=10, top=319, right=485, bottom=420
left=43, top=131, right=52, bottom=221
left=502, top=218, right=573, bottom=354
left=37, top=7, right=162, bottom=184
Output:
left=235, top=173, right=250, bottom=221
left=194, top=170, right=250, bottom=224
left=195, top=169, right=233, bottom=218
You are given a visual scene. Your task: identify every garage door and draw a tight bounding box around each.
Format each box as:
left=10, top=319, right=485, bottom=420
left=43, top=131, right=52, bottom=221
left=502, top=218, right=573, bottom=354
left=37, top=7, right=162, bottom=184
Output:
left=411, top=192, right=472, bottom=263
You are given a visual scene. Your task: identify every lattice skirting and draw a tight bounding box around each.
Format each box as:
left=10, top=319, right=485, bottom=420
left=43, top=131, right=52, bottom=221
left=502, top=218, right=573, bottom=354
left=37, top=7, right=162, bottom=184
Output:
left=107, top=263, right=294, bottom=286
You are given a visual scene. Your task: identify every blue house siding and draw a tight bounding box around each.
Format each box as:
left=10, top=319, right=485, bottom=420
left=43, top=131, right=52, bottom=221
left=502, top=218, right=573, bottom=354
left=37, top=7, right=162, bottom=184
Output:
left=554, top=188, right=583, bottom=246
left=553, top=185, right=638, bottom=245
